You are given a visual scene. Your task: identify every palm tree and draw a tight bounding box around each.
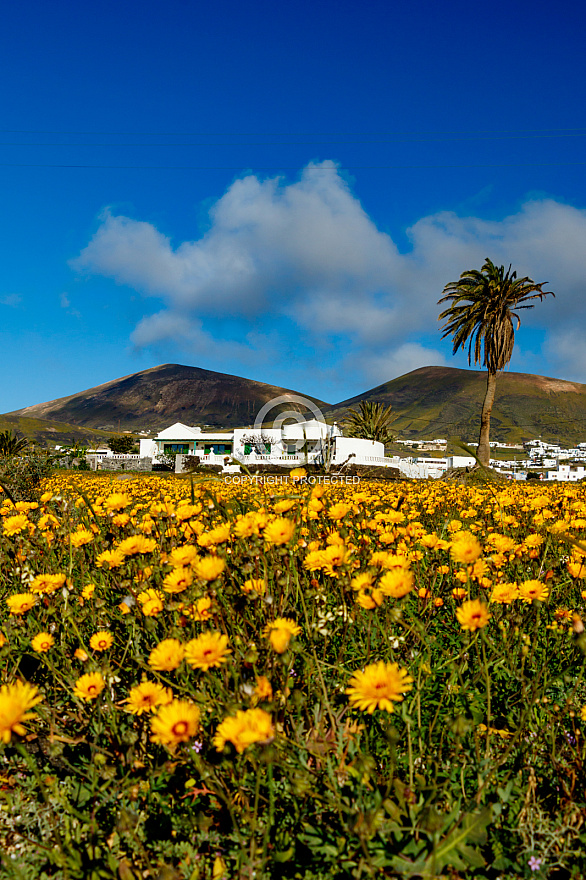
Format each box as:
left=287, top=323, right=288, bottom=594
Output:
left=0, top=430, right=29, bottom=457
left=343, top=401, right=396, bottom=445
left=438, top=258, right=554, bottom=466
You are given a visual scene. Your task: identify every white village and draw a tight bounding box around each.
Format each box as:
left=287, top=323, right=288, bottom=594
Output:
left=74, top=419, right=586, bottom=481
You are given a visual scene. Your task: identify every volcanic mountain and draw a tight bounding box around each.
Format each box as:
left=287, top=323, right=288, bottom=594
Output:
left=9, top=364, right=330, bottom=433
left=326, top=366, right=586, bottom=444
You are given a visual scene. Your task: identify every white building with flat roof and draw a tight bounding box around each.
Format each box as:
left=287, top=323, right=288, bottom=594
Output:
left=141, top=420, right=399, bottom=471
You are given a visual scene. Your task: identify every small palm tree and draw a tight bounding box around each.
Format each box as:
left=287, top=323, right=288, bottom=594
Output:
left=438, top=258, right=554, bottom=466
left=343, top=401, right=395, bottom=445
left=0, top=430, right=29, bottom=457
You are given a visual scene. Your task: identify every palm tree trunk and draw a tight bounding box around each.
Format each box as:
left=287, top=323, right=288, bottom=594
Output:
left=477, top=371, right=497, bottom=467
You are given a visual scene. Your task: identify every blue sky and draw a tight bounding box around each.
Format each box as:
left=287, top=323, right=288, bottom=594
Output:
left=2, top=0, right=586, bottom=411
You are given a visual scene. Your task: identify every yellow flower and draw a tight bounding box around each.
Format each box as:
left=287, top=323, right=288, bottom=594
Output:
left=89, top=631, right=113, bottom=652
left=241, top=578, right=267, bottom=595
left=274, top=499, right=297, bottom=514
left=117, top=535, right=157, bottom=556
left=0, top=681, right=43, bottom=743
left=185, top=596, right=214, bottom=620
left=150, top=700, right=201, bottom=747
left=213, top=708, right=274, bottom=753
left=490, top=582, right=519, bottom=604
left=456, top=599, right=491, bottom=631
left=307, top=497, right=324, bottom=517
left=169, top=545, right=200, bottom=567
left=213, top=857, right=227, bottom=880
left=0, top=633, right=6, bottom=648
left=524, top=534, right=544, bottom=549
left=74, top=648, right=89, bottom=662
left=112, top=513, right=130, bottom=527
left=450, top=531, right=483, bottom=564
left=31, top=632, right=55, bottom=652
left=124, top=681, right=173, bottom=715
left=489, top=534, right=516, bottom=553
left=567, top=560, right=586, bottom=579
left=263, top=518, right=296, bottom=546
left=30, top=573, right=66, bottom=594
left=264, top=618, right=301, bottom=653
left=163, top=566, right=193, bottom=594
left=38, top=513, right=59, bottom=531
left=104, top=493, right=130, bottom=511
left=137, top=588, right=164, bottom=616
left=346, top=661, right=413, bottom=714
left=369, top=550, right=403, bottom=569
left=319, top=543, right=349, bottom=577
left=356, top=588, right=385, bottom=609
left=6, top=593, right=36, bottom=615
left=198, top=522, right=231, bottom=546
left=327, top=503, right=351, bottom=521
left=175, top=503, right=201, bottom=522
left=148, top=638, right=185, bottom=671
left=81, top=583, right=95, bottom=600
left=289, top=467, right=307, bottom=481
left=253, top=676, right=273, bottom=703
left=477, top=723, right=513, bottom=739
left=420, top=533, right=439, bottom=549
left=518, top=579, right=549, bottom=603
left=194, top=556, right=226, bottom=581
left=73, top=672, right=105, bottom=701
left=351, top=572, right=375, bottom=591
left=95, top=549, right=125, bottom=569
left=71, top=528, right=94, bottom=547
left=303, top=549, right=326, bottom=572
left=452, top=587, right=468, bottom=600
left=233, top=513, right=260, bottom=538
left=185, top=632, right=231, bottom=670
left=378, top=569, right=414, bottom=599
left=3, top=514, right=29, bottom=536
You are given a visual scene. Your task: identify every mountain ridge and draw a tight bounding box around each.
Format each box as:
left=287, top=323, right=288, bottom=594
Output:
left=9, top=363, right=330, bottom=433
left=325, top=365, right=586, bottom=443
left=7, top=363, right=586, bottom=444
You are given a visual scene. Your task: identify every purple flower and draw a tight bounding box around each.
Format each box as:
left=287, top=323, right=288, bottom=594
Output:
left=528, top=856, right=542, bottom=871
left=191, top=740, right=203, bottom=753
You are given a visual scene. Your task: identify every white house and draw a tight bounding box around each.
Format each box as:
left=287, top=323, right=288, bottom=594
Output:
left=546, top=464, right=586, bottom=482
left=141, top=420, right=399, bottom=472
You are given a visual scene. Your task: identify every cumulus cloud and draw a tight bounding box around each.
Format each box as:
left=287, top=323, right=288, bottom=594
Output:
left=356, top=344, right=449, bottom=386
left=72, top=162, right=586, bottom=388
left=131, top=310, right=273, bottom=368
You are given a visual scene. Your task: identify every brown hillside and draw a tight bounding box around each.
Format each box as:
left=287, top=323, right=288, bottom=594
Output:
left=327, top=366, right=586, bottom=443
left=9, top=364, right=330, bottom=432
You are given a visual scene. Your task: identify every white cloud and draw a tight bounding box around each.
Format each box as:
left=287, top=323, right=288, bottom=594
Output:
left=0, top=294, right=22, bottom=307
left=357, top=344, right=449, bottom=386
left=72, top=164, right=586, bottom=387
left=131, top=310, right=271, bottom=367
left=59, top=291, right=81, bottom=318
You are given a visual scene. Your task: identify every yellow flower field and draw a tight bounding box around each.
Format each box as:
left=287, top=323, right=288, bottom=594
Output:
left=1, top=471, right=586, bottom=878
